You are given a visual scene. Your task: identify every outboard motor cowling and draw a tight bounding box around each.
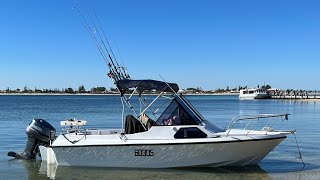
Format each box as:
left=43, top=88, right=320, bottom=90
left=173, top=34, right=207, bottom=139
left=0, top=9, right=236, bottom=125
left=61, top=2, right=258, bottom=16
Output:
left=8, top=119, right=56, bottom=160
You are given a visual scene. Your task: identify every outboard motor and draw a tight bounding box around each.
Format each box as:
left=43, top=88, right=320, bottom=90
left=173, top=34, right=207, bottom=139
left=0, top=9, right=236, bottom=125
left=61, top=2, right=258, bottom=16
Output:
left=8, top=119, right=56, bottom=160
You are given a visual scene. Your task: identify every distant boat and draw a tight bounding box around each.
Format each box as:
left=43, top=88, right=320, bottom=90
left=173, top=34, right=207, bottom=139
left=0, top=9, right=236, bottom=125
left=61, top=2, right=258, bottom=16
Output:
left=239, top=88, right=270, bottom=100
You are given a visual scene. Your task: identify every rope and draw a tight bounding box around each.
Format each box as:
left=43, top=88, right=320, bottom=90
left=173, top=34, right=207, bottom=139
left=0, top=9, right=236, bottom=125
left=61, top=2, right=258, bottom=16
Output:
left=62, top=134, right=86, bottom=144
left=293, top=132, right=305, bottom=168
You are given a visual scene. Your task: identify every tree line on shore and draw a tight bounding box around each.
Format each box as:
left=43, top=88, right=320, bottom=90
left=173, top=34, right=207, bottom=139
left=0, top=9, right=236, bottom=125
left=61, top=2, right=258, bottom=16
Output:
left=0, top=85, right=118, bottom=94
left=1, top=84, right=318, bottom=95
left=0, top=85, right=246, bottom=94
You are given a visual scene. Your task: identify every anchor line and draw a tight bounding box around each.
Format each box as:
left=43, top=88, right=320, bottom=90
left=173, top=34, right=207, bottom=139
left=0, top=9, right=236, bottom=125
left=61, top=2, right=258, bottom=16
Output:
left=293, top=132, right=305, bottom=167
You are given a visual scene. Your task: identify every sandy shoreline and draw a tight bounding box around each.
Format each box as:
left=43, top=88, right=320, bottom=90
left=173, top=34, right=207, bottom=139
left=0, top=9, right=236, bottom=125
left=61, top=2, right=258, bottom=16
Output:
left=271, top=169, right=320, bottom=179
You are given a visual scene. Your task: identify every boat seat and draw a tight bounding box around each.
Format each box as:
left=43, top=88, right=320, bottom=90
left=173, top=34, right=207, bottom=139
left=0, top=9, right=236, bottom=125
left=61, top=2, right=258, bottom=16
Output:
left=124, top=115, right=146, bottom=134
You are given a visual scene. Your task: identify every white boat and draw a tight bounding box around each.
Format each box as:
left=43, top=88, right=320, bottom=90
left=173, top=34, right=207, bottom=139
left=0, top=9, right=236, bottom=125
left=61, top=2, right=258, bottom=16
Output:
left=8, top=81, right=296, bottom=168
left=239, top=88, right=270, bottom=100
left=7, top=8, right=301, bottom=169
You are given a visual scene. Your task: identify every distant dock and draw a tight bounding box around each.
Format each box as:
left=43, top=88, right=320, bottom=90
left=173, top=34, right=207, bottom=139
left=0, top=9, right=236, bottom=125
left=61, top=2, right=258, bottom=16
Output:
left=269, top=90, right=320, bottom=100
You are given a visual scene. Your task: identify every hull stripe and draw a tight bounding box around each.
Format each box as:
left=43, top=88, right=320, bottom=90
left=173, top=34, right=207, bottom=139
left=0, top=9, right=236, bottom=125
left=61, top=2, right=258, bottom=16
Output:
left=51, top=136, right=286, bottom=148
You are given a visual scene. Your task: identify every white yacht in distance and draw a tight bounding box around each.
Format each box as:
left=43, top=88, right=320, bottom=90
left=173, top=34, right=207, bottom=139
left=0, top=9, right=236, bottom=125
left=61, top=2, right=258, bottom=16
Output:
left=239, top=88, right=270, bottom=100
left=8, top=7, right=302, bottom=169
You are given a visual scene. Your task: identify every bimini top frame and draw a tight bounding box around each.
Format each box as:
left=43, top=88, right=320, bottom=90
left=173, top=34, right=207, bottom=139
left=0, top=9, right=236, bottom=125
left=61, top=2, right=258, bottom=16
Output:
left=117, top=79, right=205, bottom=132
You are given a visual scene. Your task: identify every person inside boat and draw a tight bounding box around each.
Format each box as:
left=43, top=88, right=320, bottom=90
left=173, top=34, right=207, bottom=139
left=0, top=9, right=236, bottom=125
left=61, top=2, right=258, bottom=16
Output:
left=162, top=116, right=181, bottom=125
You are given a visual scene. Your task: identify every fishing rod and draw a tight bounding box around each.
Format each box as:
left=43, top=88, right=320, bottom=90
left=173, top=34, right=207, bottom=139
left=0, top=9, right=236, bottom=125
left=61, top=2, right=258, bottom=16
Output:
left=74, top=4, right=121, bottom=82
left=93, top=10, right=129, bottom=79
left=114, top=41, right=130, bottom=79
left=84, top=8, right=125, bottom=80
left=74, top=6, right=117, bottom=80
left=80, top=0, right=127, bottom=80
left=74, top=0, right=131, bottom=83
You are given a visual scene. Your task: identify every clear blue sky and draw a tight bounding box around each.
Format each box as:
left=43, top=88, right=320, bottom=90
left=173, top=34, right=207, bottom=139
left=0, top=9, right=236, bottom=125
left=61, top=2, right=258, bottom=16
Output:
left=0, top=0, right=319, bottom=91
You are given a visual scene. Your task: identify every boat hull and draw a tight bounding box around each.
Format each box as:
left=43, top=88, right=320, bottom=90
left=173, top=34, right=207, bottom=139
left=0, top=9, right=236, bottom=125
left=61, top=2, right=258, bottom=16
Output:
left=50, top=137, right=285, bottom=168
left=239, top=93, right=270, bottom=100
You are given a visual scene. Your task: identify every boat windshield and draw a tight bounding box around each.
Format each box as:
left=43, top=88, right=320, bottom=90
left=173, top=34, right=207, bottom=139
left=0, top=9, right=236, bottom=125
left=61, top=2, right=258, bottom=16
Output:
left=155, top=97, right=202, bottom=126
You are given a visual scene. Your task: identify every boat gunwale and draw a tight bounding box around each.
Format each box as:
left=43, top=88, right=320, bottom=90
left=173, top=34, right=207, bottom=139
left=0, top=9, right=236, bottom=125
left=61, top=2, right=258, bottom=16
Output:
left=50, top=136, right=286, bottom=148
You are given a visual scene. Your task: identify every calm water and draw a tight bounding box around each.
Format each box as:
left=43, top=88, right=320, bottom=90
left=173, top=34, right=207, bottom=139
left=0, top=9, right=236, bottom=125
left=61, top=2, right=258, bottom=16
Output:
left=0, top=95, right=319, bottom=179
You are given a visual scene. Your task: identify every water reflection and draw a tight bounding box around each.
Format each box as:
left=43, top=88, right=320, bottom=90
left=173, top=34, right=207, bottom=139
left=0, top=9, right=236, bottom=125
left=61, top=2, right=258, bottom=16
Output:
left=18, top=160, right=273, bottom=180
left=12, top=157, right=319, bottom=180
left=3, top=96, right=320, bottom=179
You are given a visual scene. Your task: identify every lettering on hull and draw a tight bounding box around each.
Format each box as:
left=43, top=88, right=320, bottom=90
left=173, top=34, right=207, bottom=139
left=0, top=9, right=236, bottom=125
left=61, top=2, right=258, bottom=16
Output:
left=134, top=149, right=154, bottom=156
